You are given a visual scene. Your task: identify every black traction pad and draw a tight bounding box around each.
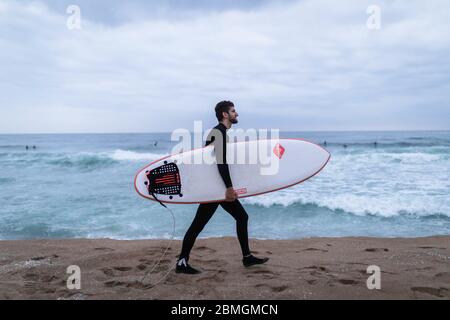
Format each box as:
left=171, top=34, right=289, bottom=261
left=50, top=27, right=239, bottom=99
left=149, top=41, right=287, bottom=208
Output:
left=145, top=162, right=182, bottom=196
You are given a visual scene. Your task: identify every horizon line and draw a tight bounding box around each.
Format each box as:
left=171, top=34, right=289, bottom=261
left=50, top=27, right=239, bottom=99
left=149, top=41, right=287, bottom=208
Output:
left=1, top=129, right=449, bottom=135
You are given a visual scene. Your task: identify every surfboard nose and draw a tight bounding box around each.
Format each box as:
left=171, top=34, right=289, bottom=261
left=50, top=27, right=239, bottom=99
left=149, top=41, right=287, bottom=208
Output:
left=322, top=146, right=331, bottom=161
left=313, top=142, right=331, bottom=163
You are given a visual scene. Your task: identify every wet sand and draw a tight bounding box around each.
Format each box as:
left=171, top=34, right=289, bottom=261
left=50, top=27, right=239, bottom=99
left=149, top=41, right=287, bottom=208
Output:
left=0, top=236, right=449, bottom=300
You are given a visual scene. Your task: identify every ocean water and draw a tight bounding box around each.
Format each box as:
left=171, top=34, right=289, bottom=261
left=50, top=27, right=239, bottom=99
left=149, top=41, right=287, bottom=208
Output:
left=0, top=131, right=449, bottom=240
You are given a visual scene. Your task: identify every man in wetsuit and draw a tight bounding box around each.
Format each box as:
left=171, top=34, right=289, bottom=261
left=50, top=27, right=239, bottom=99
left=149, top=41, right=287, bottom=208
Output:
left=176, top=101, right=269, bottom=274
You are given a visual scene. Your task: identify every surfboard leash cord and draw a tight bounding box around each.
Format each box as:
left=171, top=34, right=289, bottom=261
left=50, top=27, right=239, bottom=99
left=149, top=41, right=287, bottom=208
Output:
left=140, top=192, right=177, bottom=287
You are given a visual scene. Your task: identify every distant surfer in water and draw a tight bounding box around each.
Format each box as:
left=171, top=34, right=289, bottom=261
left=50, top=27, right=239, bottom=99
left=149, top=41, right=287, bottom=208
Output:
left=176, top=101, right=269, bottom=274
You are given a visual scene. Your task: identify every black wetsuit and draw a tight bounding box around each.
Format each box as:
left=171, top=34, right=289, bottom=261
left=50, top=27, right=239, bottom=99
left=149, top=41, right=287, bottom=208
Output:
left=179, top=123, right=251, bottom=260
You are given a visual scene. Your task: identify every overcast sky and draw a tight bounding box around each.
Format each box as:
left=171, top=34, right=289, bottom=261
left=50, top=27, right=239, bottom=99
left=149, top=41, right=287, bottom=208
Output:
left=0, top=0, right=449, bottom=133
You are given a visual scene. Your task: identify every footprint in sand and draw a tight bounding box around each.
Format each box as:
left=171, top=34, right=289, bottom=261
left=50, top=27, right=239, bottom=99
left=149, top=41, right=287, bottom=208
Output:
left=303, top=248, right=329, bottom=253
left=41, top=288, right=57, bottom=294
left=245, top=269, right=276, bottom=279
left=101, top=266, right=134, bottom=277
left=358, top=269, right=396, bottom=275
left=23, top=273, right=40, bottom=281
left=197, top=273, right=226, bottom=283
left=57, top=293, right=93, bottom=300
left=255, top=283, right=289, bottom=293
left=24, top=273, right=58, bottom=284
left=31, top=256, right=47, bottom=261
left=272, top=285, right=289, bottom=292
left=136, top=258, right=173, bottom=272
left=158, top=259, right=171, bottom=264
left=301, top=265, right=328, bottom=273
left=100, top=268, right=115, bottom=277
left=365, top=248, right=389, bottom=252
left=144, top=248, right=171, bottom=256
left=30, top=255, right=59, bottom=261
left=104, top=280, right=126, bottom=288
left=196, top=246, right=217, bottom=254
left=139, top=258, right=152, bottom=264
left=23, top=284, right=56, bottom=295
left=94, top=247, right=114, bottom=252
left=40, top=275, right=58, bottom=283
left=104, top=280, right=151, bottom=290
left=126, top=281, right=152, bottom=289
left=250, top=269, right=275, bottom=275
left=113, top=266, right=133, bottom=272
left=337, top=279, right=360, bottom=285
left=308, top=270, right=324, bottom=277
left=202, top=259, right=221, bottom=264
left=139, top=258, right=171, bottom=264
left=165, top=274, right=188, bottom=285
left=300, top=266, right=337, bottom=282
left=22, top=273, right=60, bottom=295
left=433, top=272, right=450, bottom=280
left=411, top=287, right=450, bottom=298
left=299, top=266, right=328, bottom=277
left=405, top=266, right=434, bottom=272
left=136, top=264, right=148, bottom=271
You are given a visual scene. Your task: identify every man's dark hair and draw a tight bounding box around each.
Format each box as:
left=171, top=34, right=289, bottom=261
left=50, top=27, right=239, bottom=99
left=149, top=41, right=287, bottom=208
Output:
left=215, top=101, right=234, bottom=122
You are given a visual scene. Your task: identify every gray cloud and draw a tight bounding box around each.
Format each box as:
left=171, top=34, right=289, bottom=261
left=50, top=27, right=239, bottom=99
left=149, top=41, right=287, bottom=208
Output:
left=0, top=0, right=449, bottom=133
left=18, top=0, right=296, bottom=25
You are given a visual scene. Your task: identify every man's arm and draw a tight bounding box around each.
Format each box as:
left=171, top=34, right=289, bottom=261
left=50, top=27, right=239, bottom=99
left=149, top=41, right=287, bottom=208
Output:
left=207, top=128, right=235, bottom=200
left=217, top=130, right=233, bottom=189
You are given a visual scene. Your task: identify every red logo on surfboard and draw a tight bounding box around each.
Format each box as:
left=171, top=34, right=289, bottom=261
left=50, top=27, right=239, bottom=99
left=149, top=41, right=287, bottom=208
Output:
left=273, top=143, right=285, bottom=159
left=235, top=188, right=248, bottom=195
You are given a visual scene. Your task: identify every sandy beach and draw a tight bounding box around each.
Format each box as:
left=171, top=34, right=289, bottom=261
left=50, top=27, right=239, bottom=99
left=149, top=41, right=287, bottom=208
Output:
left=0, top=236, right=449, bottom=300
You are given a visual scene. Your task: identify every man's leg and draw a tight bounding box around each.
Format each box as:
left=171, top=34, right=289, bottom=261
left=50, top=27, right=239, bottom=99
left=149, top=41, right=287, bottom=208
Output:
left=179, top=202, right=219, bottom=261
left=220, top=199, right=269, bottom=267
left=220, top=200, right=251, bottom=257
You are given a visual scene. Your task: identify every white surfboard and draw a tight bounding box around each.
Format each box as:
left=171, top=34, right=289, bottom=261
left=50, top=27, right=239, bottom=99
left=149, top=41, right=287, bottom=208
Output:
left=134, top=138, right=330, bottom=204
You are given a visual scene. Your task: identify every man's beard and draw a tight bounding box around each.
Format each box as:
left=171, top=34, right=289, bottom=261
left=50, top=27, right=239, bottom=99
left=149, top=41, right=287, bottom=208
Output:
left=231, top=118, right=238, bottom=124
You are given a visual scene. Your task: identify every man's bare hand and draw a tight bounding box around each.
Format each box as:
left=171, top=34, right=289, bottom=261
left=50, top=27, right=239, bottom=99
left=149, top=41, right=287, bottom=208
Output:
left=225, top=187, right=237, bottom=202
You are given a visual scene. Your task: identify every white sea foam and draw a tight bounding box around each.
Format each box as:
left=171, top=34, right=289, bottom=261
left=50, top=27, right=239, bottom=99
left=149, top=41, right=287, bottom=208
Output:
left=241, top=148, right=450, bottom=218
left=242, top=190, right=450, bottom=217
left=109, top=149, right=166, bottom=161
